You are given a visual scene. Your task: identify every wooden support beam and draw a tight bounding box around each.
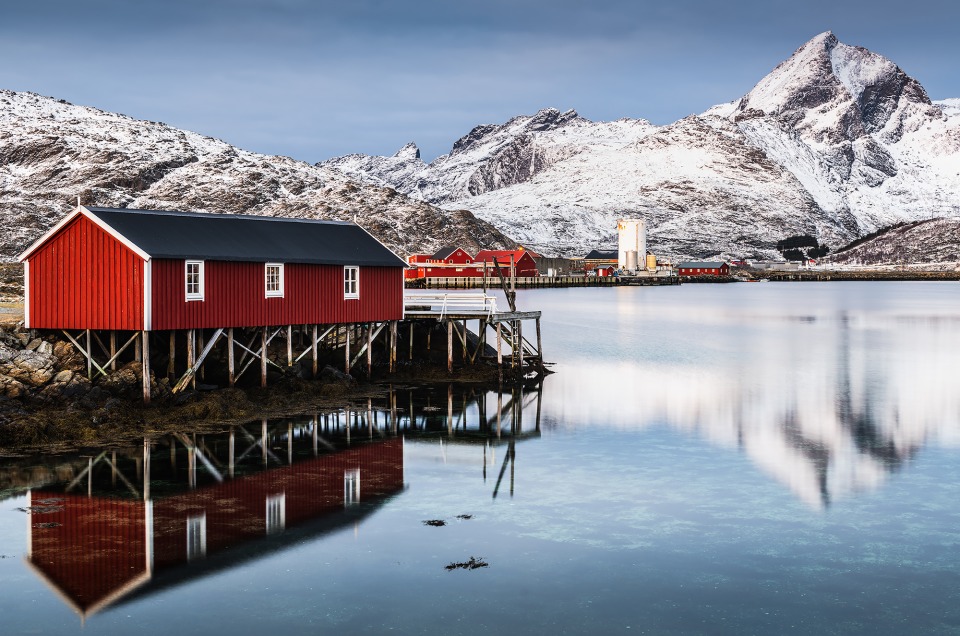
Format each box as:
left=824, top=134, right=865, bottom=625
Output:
left=390, top=320, right=397, bottom=373
left=447, top=320, right=453, bottom=373
left=344, top=325, right=351, bottom=374
left=261, top=327, right=268, bottom=388
left=228, top=328, right=235, bottom=387
left=312, top=325, right=318, bottom=378
left=168, top=331, right=175, bottom=380
left=172, top=329, right=224, bottom=393
left=287, top=325, right=293, bottom=367
left=197, top=330, right=205, bottom=381
left=409, top=322, right=414, bottom=361
left=109, top=331, right=117, bottom=371
left=186, top=329, right=195, bottom=390
left=517, top=320, right=524, bottom=369
left=85, top=329, right=92, bottom=379
left=349, top=322, right=387, bottom=369
left=141, top=331, right=151, bottom=404
left=366, top=324, right=373, bottom=377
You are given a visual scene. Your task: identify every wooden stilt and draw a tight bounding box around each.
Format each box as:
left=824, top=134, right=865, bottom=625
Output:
left=186, top=329, right=195, bottom=390
left=228, top=328, right=235, bottom=387
left=496, top=322, right=502, bottom=367
left=447, top=320, right=453, bottom=373
left=312, top=325, right=318, bottom=378
left=427, top=327, right=431, bottom=351
left=409, top=322, right=414, bottom=361
left=390, top=321, right=397, bottom=373
left=345, top=325, right=351, bottom=374
left=461, top=319, right=467, bottom=360
left=366, top=324, right=372, bottom=377
left=197, top=330, right=205, bottom=381
left=287, top=325, right=293, bottom=367
left=134, top=330, right=142, bottom=363
left=85, top=329, right=92, bottom=379
left=141, top=331, right=151, bottom=404
left=168, top=331, right=176, bottom=380
left=109, top=331, right=117, bottom=371
left=518, top=321, right=524, bottom=369
left=261, top=327, right=268, bottom=388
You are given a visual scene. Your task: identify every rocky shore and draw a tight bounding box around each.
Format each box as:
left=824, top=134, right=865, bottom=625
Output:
left=0, top=323, right=501, bottom=452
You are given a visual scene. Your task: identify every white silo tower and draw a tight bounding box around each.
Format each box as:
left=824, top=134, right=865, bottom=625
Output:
left=617, top=218, right=646, bottom=272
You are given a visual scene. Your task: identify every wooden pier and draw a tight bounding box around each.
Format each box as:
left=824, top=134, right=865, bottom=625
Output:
left=413, top=274, right=679, bottom=289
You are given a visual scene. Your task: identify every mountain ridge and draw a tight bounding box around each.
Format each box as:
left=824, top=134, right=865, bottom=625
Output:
left=321, top=32, right=960, bottom=260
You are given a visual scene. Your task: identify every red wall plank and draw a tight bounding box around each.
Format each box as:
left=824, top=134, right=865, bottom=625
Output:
left=151, top=260, right=403, bottom=330
left=27, top=215, right=144, bottom=330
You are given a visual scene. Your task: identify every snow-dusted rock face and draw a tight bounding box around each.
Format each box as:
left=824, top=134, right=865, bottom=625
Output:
left=324, top=32, right=960, bottom=259
left=825, top=218, right=960, bottom=268
left=0, top=90, right=515, bottom=261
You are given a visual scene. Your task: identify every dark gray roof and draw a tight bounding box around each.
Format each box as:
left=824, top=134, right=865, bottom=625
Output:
left=431, top=246, right=461, bottom=260
left=584, top=250, right=617, bottom=260
left=87, top=207, right=407, bottom=267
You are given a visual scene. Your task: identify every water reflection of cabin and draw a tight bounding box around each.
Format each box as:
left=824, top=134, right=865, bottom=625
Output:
left=25, top=437, right=403, bottom=620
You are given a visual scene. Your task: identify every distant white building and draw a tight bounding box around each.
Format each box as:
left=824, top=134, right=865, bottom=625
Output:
left=617, top=219, right=646, bottom=271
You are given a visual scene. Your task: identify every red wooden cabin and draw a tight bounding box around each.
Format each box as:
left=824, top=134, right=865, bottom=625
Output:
left=676, top=261, right=730, bottom=276
left=404, top=246, right=482, bottom=279
left=18, top=206, right=407, bottom=331
left=475, top=249, right=540, bottom=277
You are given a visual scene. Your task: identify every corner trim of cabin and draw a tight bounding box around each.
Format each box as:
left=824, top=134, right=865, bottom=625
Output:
left=23, top=260, right=30, bottom=328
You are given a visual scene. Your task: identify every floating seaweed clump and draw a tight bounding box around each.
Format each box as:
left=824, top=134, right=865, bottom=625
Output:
left=445, top=557, right=488, bottom=571
left=456, top=514, right=473, bottom=520
left=423, top=519, right=446, bottom=527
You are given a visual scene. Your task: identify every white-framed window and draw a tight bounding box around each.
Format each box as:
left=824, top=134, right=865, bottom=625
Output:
left=344, top=266, right=359, bottom=299
left=266, top=493, right=286, bottom=535
left=344, top=469, right=360, bottom=506
left=186, top=514, right=207, bottom=561
left=265, top=263, right=284, bottom=298
left=185, top=260, right=204, bottom=301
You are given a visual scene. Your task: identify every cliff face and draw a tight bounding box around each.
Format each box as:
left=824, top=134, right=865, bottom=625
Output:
left=0, top=90, right=516, bottom=263
left=323, top=32, right=960, bottom=260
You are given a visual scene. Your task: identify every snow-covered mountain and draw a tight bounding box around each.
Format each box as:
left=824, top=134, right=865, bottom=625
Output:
left=0, top=90, right=515, bottom=262
left=322, top=32, right=960, bottom=259
left=824, top=218, right=960, bottom=268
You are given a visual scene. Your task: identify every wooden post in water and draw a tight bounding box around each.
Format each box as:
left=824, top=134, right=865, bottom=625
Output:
left=141, top=331, right=151, bottom=404
left=390, top=320, right=397, bottom=373
left=344, top=325, right=351, bottom=374
left=186, top=329, right=195, bottom=390
left=143, top=439, right=151, bottom=501
left=109, top=331, right=117, bottom=371
left=227, top=328, right=235, bottom=387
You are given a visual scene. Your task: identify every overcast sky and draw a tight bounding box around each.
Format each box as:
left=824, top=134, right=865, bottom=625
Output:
left=2, top=0, right=958, bottom=162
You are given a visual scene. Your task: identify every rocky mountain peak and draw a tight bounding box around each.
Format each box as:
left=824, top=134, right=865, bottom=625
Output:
left=394, top=142, right=420, bottom=160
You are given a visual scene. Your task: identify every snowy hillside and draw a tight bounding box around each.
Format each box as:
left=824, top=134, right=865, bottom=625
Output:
left=323, top=32, right=960, bottom=259
left=0, top=90, right=515, bottom=262
left=825, top=218, right=960, bottom=268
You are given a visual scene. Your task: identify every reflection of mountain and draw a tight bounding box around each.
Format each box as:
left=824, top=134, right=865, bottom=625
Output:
left=544, top=308, right=960, bottom=509
left=25, top=431, right=404, bottom=620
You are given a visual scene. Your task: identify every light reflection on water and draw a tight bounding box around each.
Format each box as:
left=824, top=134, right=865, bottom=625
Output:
left=2, top=282, right=960, bottom=634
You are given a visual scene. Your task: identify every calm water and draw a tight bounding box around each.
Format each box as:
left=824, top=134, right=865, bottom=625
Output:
left=3, top=282, right=960, bottom=635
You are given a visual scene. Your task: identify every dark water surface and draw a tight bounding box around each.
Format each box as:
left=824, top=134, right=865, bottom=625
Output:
left=3, top=282, right=960, bottom=634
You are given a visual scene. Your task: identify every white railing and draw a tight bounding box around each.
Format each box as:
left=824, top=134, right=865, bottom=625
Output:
left=404, top=291, right=498, bottom=318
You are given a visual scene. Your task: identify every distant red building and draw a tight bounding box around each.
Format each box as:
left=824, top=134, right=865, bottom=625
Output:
left=676, top=261, right=730, bottom=276
left=474, top=249, right=540, bottom=277
left=405, top=246, right=482, bottom=279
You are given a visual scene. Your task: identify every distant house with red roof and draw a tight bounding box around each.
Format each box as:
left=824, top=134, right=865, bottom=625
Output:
left=474, top=248, right=540, bottom=277
left=405, top=246, right=482, bottom=279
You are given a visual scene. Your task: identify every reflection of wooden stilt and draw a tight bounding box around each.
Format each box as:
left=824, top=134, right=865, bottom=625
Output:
left=447, top=384, right=453, bottom=436
left=228, top=427, right=235, bottom=478
left=536, top=381, right=543, bottom=432
left=261, top=419, right=268, bottom=466
left=141, top=331, right=151, bottom=404
left=461, top=319, right=467, bottom=361
left=390, top=321, right=397, bottom=373
left=288, top=422, right=293, bottom=464
left=312, top=414, right=318, bottom=456
left=143, top=439, right=151, bottom=501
